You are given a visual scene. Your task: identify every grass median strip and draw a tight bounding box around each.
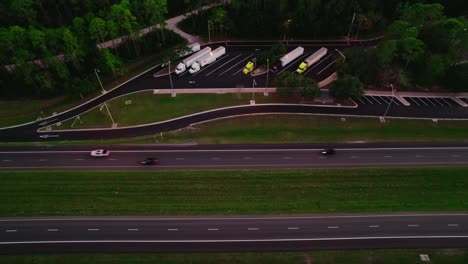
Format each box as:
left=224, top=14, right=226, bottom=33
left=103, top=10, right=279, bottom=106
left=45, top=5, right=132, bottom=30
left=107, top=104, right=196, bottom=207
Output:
left=57, top=92, right=281, bottom=129
left=1, top=249, right=467, bottom=264
left=1, top=168, right=468, bottom=216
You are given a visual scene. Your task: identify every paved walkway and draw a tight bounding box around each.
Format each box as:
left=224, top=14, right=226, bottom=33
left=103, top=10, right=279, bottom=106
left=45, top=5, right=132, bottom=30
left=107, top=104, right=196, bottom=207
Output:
left=98, top=3, right=219, bottom=49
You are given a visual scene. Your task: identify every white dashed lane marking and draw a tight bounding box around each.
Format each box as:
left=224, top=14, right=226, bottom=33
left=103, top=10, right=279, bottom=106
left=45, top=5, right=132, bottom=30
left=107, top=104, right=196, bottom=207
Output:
left=128, top=229, right=139, bottom=231
left=168, top=229, right=178, bottom=231
left=448, top=224, right=459, bottom=227
left=328, top=226, right=340, bottom=229
left=369, top=225, right=380, bottom=228
left=5, top=229, right=17, bottom=232
left=408, top=224, right=419, bottom=227
left=47, top=229, right=58, bottom=232
left=248, top=228, right=259, bottom=231
left=87, top=229, right=99, bottom=231
left=288, top=227, right=300, bottom=230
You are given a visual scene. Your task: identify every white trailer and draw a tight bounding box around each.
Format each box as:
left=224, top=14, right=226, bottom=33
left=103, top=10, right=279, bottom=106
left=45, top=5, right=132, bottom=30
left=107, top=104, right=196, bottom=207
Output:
left=189, top=46, right=226, bottom=74
left=178, top=43, right=201, bottom=57
left=175, top=47, right=211, bottom=74
left=296, top=47, right=328, bottom=74
left=271, top=46, right=304, bottom=73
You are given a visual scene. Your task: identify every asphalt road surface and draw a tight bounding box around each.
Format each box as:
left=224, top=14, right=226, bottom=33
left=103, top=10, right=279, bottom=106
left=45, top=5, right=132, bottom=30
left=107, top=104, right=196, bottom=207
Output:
left=2, top=143, right=468, bottom=170
left=1, top=213, right=467, bottom=253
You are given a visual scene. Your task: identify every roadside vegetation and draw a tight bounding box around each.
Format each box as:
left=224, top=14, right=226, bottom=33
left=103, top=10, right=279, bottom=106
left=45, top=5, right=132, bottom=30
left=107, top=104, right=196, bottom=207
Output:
left=41, top=115, right=468, bottom=145
left=1, top=168, right=468, bottom=216
left=2, top=249, right=467, bottom=264
left=55, top=92, right=283, bottom=129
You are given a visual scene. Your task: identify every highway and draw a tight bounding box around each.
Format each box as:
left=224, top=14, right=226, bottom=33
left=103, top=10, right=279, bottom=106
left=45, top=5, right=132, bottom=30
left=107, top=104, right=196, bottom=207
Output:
left=1, top=213, right=467, bottom=253
left=2, top=143, right=468, bottom=170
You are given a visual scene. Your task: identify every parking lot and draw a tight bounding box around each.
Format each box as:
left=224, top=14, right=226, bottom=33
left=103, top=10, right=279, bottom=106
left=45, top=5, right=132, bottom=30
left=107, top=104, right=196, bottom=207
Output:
left=164, top=45, right=340, bottom=89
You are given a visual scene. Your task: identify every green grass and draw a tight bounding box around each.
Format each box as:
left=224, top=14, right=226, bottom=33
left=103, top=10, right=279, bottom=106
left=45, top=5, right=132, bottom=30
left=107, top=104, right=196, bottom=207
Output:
left=1, top=249, right=467, bottom=263
left=156, top=115, right=468, bottom=144
left=0, top=96, right=91, bottom=128
left=58, top=92, right=280, bottom=129
left=5, top=115, right=468, bottom=146
left=1, top=168, right=468, bottom=216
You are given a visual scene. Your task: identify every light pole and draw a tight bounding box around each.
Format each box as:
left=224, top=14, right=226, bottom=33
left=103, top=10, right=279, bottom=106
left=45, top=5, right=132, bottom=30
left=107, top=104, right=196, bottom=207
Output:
left=355, top=17, right=368, bottom=40
left=265, top=59, right=269, bottom=96
left=208, top=20, right=213, bottom=43
left=252, top=78, right=257, bottom=101
left=104, top=103, right=115, bottom=126
left=383, top=83, right=396, bottom=120
left=94, top=68, right=106, bottom=93
left=283, top=19, right=292, bottom=40
left=168, top=60, right=175, bottom=97
left=335, top=49, right=346, bottom=63
left=347, top=12, right=356, bottom=39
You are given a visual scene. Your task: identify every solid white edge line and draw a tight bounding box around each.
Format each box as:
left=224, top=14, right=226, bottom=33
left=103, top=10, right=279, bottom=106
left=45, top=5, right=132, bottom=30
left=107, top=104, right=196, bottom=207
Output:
left=2, top=235, right=468, bottom=245
left=4, top=147, right=468, bottom=154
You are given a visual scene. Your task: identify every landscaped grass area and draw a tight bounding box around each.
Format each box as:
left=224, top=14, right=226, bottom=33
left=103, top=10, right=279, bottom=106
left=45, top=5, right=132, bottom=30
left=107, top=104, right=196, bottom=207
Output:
left=10, top=115, right=467, bottom=146
left=160, top=115, right=468, bottom=144
left=0, top=97, right=89, bottom=128
left=57, top=92, right=280, bottom=129
left=1, top=168, right=468, bottom=216
left=2, top=249, right=467, bottom=264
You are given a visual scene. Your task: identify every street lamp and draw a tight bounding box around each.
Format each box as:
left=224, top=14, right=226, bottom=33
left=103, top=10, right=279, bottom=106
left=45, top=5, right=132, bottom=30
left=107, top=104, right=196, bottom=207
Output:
left=283, top=19, right=292, bottom=40
left=208, top=20, right=214, bottom=43
left=252, top=78, right=257, bottom=101
left=347, top=12, right=356, bottom=39
left=94, top=68, right=106, bottom=94
left=168, top=60, right=175, bottom=97
left=383, top=83, right=396, bottom=120
left=265, top=59, right=269, bottom=96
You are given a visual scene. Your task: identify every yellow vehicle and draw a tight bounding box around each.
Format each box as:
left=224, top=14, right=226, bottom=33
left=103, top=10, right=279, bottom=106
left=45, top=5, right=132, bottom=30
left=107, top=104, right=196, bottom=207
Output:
left=243, top=61, right=255, bottom=74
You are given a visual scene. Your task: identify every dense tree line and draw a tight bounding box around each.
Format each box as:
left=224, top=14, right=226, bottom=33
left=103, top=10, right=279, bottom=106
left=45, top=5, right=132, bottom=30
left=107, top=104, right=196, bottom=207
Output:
left=181, top=0, right=467, bottom=40
left=0, top=0, right=190, bottom=99
left=339, top=3, right=468, bottom=92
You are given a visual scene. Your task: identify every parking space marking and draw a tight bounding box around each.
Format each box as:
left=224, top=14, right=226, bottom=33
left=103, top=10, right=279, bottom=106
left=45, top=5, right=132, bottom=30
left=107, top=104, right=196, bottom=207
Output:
left=408, top=224, right=419, bottom=227
left=277, top=53, right=310, bottom=75
left=407, top=97, right=421, bottom=107
left=369, top=225, right=380, bottom=228
left=378, top=96, right=390, bottom=104
left=448, top=224, right=459, bottom=227
left=205, top=53, right=243, bottom=76
left=128, top=229, right=139, bottom=231
left=362, top=97, right=374, bottom=105
left=304, top=53, right=334, bottom=75
left=434, top=98, right=447, bottom=107
left=425, top=98, right=438, bottom=107
left=417, top=97, right=429, bottom=106
left=192, top=53, right=231, bottom=76
left=441, top=98, right=454, bottom=107
left=288, top=227, right=300, bottom=230
left=219, top=54, right=254, bottom=76
left=356, top=97, right=366, bottom=104
left=5, top=229, right=17, bottom=232
left=317, top=59, right=337, bottom=75
left=248, top=228, right=259, bottom=231
left=371, top=96, right=383, bottom=105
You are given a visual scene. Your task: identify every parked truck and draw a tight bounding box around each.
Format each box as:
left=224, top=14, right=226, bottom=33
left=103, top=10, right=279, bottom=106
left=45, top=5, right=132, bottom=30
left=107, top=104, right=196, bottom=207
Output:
left=175, top=46, right=211, bottom=74
left=296, top=47, right=328, bottom=74
left=189, top=46, right=226, bottom=74
left=178, top=43, right=201, bottom=57
left=271, top=46, right=304, bottom=73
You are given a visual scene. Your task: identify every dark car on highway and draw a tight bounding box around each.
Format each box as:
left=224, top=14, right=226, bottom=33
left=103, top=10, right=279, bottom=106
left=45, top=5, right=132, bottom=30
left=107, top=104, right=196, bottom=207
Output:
left=140, top=158, right=159, bottom=165
left=321, top=149, right=335, bottom=155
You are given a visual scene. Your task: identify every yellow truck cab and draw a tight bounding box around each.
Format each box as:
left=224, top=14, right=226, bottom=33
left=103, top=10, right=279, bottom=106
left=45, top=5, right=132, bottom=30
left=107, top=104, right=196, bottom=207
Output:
left=296, top=62, right=308, bottom=74
left=243, top=61, right=255, bottom=74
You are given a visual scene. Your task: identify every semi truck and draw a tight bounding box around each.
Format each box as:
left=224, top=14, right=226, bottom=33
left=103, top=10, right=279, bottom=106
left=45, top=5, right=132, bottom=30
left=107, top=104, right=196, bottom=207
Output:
left=296, top=47, right=328, bottom=74
left=189, top=46, right=226, bottom=74
left=270, top=46, right=304, bottom=73
left=175, top=47, right=211, bottom=74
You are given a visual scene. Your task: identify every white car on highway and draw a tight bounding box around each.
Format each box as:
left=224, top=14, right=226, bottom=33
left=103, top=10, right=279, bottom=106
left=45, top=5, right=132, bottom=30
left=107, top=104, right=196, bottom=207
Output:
left=90, top=149, right=110, bottom=157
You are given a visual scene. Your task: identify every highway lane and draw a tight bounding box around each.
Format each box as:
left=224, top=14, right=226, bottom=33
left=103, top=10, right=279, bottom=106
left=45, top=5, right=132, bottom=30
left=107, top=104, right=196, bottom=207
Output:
left=2, top=145, right=468, bottom=170
left=1, top=213, right=467, bottom=253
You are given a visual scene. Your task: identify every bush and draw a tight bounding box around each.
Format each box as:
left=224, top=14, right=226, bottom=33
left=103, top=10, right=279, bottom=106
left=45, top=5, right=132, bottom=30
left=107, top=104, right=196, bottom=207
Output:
left=330, top=74, right=364, bottom=99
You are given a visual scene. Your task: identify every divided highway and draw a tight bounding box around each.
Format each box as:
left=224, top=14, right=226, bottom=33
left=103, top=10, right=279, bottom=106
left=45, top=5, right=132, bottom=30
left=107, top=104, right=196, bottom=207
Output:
left=2, top=143, right=468, bottom=170
left=1, top=213, right=468, bottom=253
